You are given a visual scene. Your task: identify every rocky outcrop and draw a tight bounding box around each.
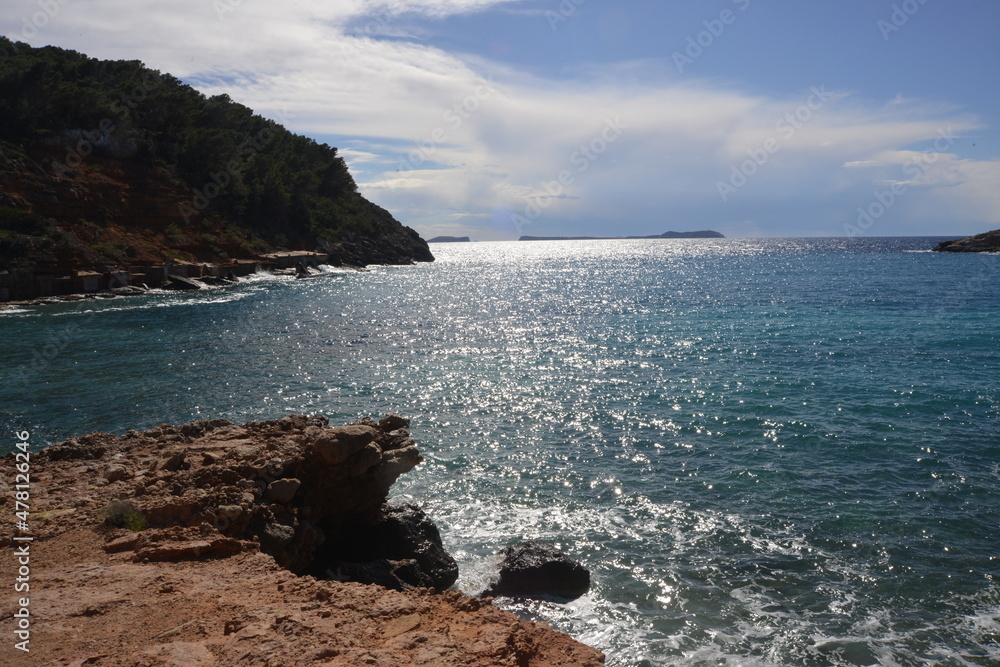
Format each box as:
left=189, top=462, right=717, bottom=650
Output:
left=31, top=414, right=441, bottom=585
left=0, top=38, right=435, bottom=284
left=484, top=541, right=591, bottom=601
left=933, top=229, right=1000, bottom=253
left=319, top=202, right=434, bottom=267
left=0, top=415, right=604, bottom=666
left=317, top=503, right=460, bottom=590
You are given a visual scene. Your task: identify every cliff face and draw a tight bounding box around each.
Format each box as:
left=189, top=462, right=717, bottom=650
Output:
left=0, top=415, right=604, bottom=666
left=933, top=229, right=1000, bottom=253
left=0, top=38, right=434, bottom=277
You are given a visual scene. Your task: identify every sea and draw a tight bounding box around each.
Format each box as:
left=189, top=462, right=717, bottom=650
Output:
left=2, top=237, right=998, bottom=666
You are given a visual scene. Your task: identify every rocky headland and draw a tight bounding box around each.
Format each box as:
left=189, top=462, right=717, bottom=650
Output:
left=0, top=39, right=434, bottom=304
left=0, top=415, right=603, bottom=666
left=933, top=229, right=1000, bottom=253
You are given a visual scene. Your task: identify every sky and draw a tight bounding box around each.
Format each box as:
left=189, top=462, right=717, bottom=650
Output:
left=2, top=0, right=999, bottom=240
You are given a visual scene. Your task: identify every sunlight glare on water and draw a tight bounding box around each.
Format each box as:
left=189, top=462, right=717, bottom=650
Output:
left=1, top=238, right=998, bottom=665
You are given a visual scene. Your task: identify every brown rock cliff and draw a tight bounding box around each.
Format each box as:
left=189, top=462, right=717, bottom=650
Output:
left=0, top=415, right=604, bottom=666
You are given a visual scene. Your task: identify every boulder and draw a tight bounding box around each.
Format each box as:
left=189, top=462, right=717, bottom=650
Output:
left=378, top=413, right=410, bottom=432
left=375, top=445, right=422, bottom=487
left=376, top=504, right=459, bottom=590
left=313, top=503, right=458, bottom=591
left=163, top=274, right=206, bottom=290
left=103, top=464, right=128, bottom=482
left=151, top=450, right=186, bottom=472
left=260, top=522, right=296, bottom=549
left=483, top=541, right=590, bottom=601
left=313, top=425, right=378, bottom=465
left=266, top=478, right=302, bottom=503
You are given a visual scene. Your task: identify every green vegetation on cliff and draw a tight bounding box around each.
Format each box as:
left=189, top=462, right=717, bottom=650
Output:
left=0, top=37, right=432, bottom=272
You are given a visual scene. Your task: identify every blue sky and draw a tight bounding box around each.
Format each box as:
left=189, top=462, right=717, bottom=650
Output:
left=3, top=0, right=998, bottom=239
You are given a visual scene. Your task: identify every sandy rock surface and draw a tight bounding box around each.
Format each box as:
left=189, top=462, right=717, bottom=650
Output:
left=0, top=416, right=604, bottom=666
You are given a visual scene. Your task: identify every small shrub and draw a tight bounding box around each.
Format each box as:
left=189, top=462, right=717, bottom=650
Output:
left=103, top=500, right=146, bottom=531
left=0, top=207, right=49, bottom=235
left=92, top=243, right=125, bottom=262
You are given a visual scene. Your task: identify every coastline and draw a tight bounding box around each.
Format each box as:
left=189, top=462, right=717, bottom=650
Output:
left=1, top=252, right=368, bottom=312
left=2, top=237, right=997, bottom=662
left=0, top=415, right=604, bottom=666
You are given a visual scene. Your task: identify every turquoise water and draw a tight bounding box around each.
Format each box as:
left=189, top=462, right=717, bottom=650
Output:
left=2, top=238, right=998, bottom=665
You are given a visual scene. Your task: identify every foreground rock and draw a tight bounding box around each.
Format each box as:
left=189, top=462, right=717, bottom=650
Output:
left=0, top=416, right=604, bottom=666
left=319, top=503, right=460, bottom=591
left=35, top=413, right=440, bottom=586
left=933, top=229, right=1000, bottom=253
left=484, top=541, right=591, bottom=601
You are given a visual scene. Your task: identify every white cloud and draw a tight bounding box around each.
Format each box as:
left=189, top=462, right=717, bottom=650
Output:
left=2, top=0, right=997, bottom=238
left=337, top=148, right=380, bottom=164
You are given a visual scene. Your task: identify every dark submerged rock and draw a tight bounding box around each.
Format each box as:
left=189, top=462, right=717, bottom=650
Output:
left=484, top=541, right=590, bottom=601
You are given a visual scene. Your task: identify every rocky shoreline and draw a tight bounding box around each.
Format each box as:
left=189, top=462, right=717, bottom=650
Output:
left=933, top=229, right=1000, bottom=253
left=0, top=241, right=431, bottom=307
left=0, top=255, right=346, bottom=312
left=0, top=415, right=603, bottom=666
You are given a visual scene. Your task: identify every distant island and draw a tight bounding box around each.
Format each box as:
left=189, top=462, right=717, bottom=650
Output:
left=933, top=229, right=1000, bottom=253
left=427, top=236, right=472, bottom=243
left=519, top=230, right=724, bottom=241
